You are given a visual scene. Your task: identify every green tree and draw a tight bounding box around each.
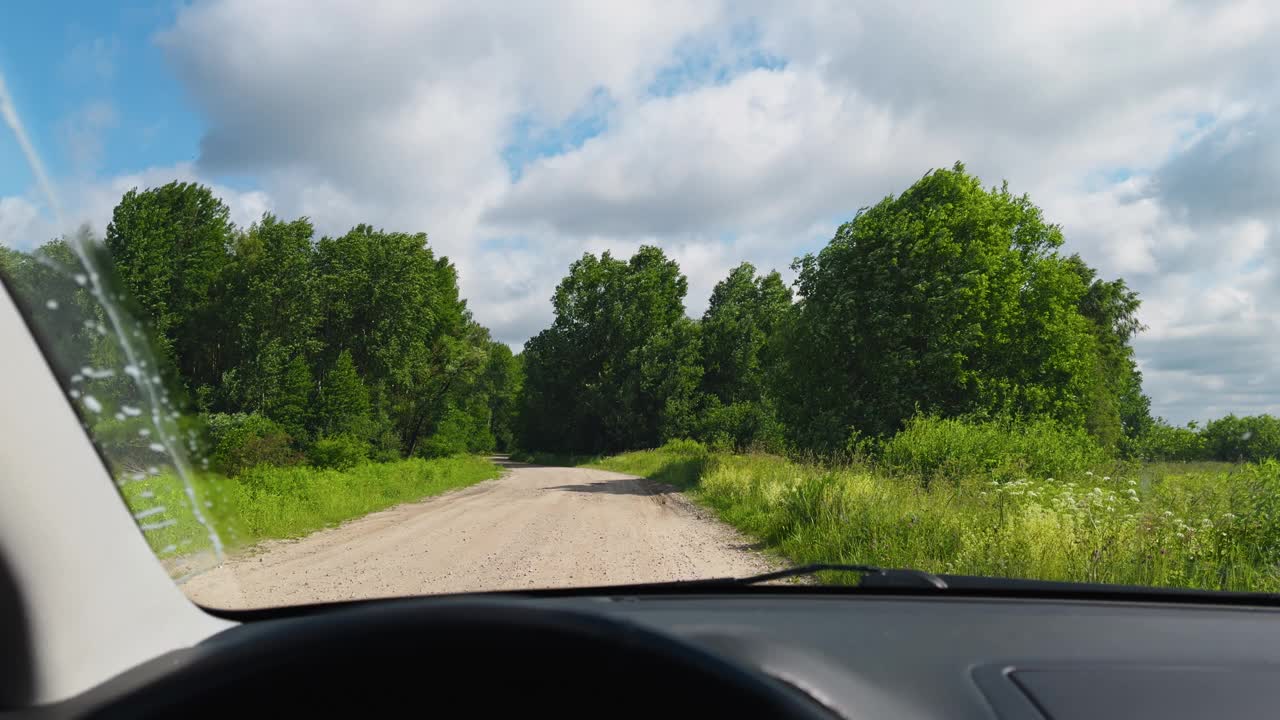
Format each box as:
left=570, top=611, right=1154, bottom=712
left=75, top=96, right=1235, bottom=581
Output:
left=520, top=246, right=702, bottom=453
left=695, top=263, right=793, bottom=450
left=701, top=262, right=792, bottom=404
left=314, top=349, right=373, bottom=439
left=481, top=343, right=523, bottom=451
left=103, top=182, right=233, bottom=389
left=776, top=163, right=1119, bottom=451
left=220, top=214, right=322, bottom=426
left=314, top=225, right=471, bottom=454
left=1065, top=255, right=1152, bottom=445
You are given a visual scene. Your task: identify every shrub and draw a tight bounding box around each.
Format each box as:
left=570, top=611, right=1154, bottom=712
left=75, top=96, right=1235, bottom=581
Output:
left=1136, top=421, right=1208, bottom=461
left=1203, top=415, right=1280, bottom=463
left=418, top=406, right=494, bottom=458
left=879, top=415, right=1110, bottom=485
left=696, top=400, right=786, bottom=454
left=204, top=412, right=301, bottom=476
left=307, top=434, right=370, bottom=470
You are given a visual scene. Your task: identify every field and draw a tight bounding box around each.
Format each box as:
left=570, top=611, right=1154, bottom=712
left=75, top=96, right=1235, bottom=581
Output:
left=118, top=456, right=501, bottom=568
left=586, top=440, right=1280, bottom=593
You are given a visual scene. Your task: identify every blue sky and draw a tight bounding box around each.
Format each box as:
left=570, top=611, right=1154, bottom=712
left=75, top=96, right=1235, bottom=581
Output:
left=0, top=2, right=203, bottom=195
left=3, top=2, right=1280, bottom=424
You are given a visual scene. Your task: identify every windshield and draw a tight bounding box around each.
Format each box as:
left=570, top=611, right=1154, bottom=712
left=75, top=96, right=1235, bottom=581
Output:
left=3, top=3, right=1280, bottom=608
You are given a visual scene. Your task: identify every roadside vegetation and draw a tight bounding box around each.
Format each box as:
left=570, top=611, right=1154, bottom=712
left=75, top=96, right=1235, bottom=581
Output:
left=120, top=456, right=499, bottom=560
left=587, top=437, right=1280, bottom=593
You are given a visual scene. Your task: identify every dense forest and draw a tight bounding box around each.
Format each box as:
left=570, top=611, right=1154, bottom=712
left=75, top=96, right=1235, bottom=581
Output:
left=2, top=163, right=1276, bottom=475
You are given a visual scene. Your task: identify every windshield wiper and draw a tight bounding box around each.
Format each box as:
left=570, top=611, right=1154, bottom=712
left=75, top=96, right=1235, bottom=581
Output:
left=730, top=563, right=949, bottom=589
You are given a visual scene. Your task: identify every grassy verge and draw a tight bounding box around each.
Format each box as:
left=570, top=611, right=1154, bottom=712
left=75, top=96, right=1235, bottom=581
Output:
left=119, top=455, right=501, bottom=565
left=584, top=441, right=1280, bottom=592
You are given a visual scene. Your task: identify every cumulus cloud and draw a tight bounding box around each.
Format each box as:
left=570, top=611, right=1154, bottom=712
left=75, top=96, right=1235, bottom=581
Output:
left=7, top=0, right=1280, bottom=422
left=488, top=68, right=937, bottom=237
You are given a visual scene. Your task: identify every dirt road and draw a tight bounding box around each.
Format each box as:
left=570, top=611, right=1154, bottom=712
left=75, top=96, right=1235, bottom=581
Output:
left=184, top=459, right=775, bottom=608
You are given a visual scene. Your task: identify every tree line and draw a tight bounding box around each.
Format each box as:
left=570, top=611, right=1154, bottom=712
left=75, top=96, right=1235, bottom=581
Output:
left=519, top=163, right=1156, bottom=457
left=2, top=182, right=522, bottom=472
left=5, top=163, right=1270, bottom=472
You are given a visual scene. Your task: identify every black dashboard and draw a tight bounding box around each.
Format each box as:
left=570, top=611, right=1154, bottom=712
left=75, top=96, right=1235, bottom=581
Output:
left=569, top=593, right=1280, bottom=718
left=15, top=591, right=1280, bottom=719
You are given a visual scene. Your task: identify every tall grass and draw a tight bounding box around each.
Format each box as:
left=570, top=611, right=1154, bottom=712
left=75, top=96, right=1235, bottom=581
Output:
left=119, top=456, right=501, bottom=565
left=592, top=441, right=1280, bottom=592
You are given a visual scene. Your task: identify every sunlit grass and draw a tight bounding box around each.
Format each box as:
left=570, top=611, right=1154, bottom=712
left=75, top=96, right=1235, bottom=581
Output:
left=591, top=441, right=1280, bottom=593
left=118, top=456, right=502, bottom=573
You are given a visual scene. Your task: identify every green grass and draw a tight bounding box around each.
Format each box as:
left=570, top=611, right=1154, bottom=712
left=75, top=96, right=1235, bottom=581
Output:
left=584, top=441, right=1280, bottom=593
left=118, top=455, right=501, bottom=570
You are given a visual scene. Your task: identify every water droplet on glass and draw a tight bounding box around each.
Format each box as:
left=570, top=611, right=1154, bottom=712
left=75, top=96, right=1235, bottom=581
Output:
left=73, top=273, right=87, bottom=286
left=138, top=428, right=151, bottom=437
left=82, top=395, right=102, bottom=413
left=69, top=373, right=84, bottom=383
left=147, top=466, right=160, bottom=475
left=130, top=472, right=146, bottom=481
left=159, top=544, right=177, bottom=555
left=121, top=405, right=142, bottom=417
left=139, top=490, right=154, bottom=499
left=133, top=505, right=166, bottom=520
left=68, top=389, right=81, bottom=399
left=123, top=364, right=142, bottom=380
left=148, top=442, right=166, bottom=453
left=45, top=299, right=58, bottom=310
left=151, top=375, right=161, bottom=383
left=114, top=412, right=126, bottom=421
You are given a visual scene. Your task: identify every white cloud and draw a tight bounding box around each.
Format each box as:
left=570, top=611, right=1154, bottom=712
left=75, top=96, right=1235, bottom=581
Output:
left=0, top=194, right=50, bottom=250
left=9, top=0, right=1280, bottom=423
left=489, top=68, right=939, bottom=237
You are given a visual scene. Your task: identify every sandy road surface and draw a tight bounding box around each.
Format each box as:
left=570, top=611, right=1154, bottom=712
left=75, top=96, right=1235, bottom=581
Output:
left=184, top=459, right=776, bottom=608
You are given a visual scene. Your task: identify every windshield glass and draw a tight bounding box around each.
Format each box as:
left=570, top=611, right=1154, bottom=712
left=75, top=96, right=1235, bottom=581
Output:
left=3, top=3, right=1279, bottom=608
